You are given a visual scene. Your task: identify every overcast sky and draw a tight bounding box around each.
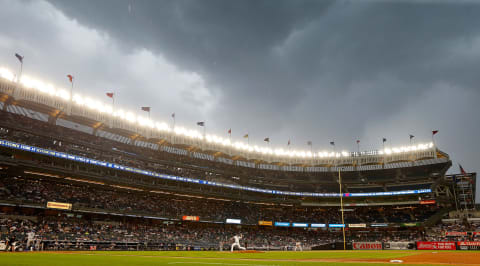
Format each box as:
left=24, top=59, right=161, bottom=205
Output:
left=0, top=0, right=479, bottom=188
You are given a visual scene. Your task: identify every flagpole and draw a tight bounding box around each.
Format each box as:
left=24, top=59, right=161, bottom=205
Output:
left=311, top=143, right=314, bottom=166
left=71, top=79, right=74, bottom=102
left=69, top=76, right=74, bottom=115
left=339, top=168, right=346, bottom=251
left=172, top=114, right=176, bottom=145
left=309, top=142, right=314, bottom=166
left=18, top=60, right=23, bottom=84
left=228, top=130, right=232, bottom=156
left=14, top=56, right=23, bottom=97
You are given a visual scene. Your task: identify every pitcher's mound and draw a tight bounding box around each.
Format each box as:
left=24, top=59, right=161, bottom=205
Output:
left=233, top=250, right=264, bottom=253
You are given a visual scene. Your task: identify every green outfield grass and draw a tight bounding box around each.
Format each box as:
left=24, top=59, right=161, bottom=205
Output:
left=0, top=250, right=468, bottom=266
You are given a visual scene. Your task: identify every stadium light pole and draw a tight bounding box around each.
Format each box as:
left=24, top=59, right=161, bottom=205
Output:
left=338, top=168, right=346, bottom=250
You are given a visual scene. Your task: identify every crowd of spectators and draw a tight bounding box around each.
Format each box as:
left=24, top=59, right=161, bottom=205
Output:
left=3, top=213, right=480, bottom=251
left=0, top=214, right=428, bottom=251
left=0, top=175, right=439, bottom=225
left=423, top=221, right=480, bottom=242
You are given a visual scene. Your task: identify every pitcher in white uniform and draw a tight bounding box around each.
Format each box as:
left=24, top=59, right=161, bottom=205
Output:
left=294, top=241, right=303, bottom=251
left=230, top=234, right=246, bottom=252
left=26, top=231, right=35, bottom=250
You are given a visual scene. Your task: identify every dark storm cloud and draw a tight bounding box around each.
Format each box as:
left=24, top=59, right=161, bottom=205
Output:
left=5, top=0, right=480, bottom=180
left=47, top=0, right=334, bottom=129
left=47, top=1, right=480, bottom=124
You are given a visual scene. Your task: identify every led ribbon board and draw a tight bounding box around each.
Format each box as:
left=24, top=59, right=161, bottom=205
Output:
left=0, top=139, right=432, bottom=198
left=274, top=222, right=291, bottom=227
left=46, top=201, right=72, bottom=210
left=226, top=219, right=241, bottom=224
left=329, top=224, right=345, bottom=228
left=310, top=223, right=326, bottom=228
left=292, top=223, right=308, bottom=227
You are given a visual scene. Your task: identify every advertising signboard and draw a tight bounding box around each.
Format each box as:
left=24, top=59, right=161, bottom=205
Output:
left=416, top=242, right=456, bottom=250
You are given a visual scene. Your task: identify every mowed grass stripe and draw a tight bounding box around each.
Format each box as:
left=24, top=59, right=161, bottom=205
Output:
left=0, top=250, right=460, bottom=266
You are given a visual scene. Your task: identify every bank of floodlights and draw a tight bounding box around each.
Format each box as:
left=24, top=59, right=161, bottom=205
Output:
left=0, top=66, right=435, bottom=159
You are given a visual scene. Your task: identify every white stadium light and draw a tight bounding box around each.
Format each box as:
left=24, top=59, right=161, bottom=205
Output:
left=113, top=109, right=125, bottom=119
left=125, top=112, right=136, bottom=123
left=103, top=105, right=113, bottom=114
left=73, top=94, right=85, bottom=105
left=20, top=75, right=35, bottom=89
left=155, top=122, right=170, bottom=132
left=56, top=89, right=70, bottom=101
left=0, top=67, right=15, bottom=82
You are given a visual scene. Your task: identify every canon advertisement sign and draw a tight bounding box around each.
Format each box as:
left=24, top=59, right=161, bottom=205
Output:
left=352, top=242, right=382, bottom=250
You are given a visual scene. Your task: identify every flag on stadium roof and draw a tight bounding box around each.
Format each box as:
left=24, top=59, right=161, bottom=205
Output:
left=382, top=138, right=387, bottom=143
left=409, top=134, right=415, bottom=140
left=106, top=92, right=114, bottom=98
left=459, top=164, right=468, bottom=176
left=307, top=141, right=312, bottom=146
left=228, top=129, right=231, bottom=134
left=356, top=140, right=360, bottom=144
left=287, top=139, right=291, bottom=146
left=15, top=53, right=23, bottom=63
left=243, top=134, right=249, bottom=138
left=197, top=121, right=205, bottom=126
left=67, top=74, right=73, bottom=83
left=141, top=107, right=151, bottom=112
left=330, top=141, right=335, bottom=146
left=264, top=137, right=270, bottom=142
left=432, top=130, right=439, bottom=135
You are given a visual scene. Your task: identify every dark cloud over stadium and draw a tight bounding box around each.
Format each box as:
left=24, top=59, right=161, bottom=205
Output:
left=0, top=0, right=479, bottom=184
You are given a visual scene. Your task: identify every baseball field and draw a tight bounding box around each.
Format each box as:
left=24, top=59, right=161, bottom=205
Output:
left=1, top=250, right=480, bottom=265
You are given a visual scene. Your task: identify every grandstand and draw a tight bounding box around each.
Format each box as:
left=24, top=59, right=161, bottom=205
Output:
left=0, top=71, right=478, bottom=253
